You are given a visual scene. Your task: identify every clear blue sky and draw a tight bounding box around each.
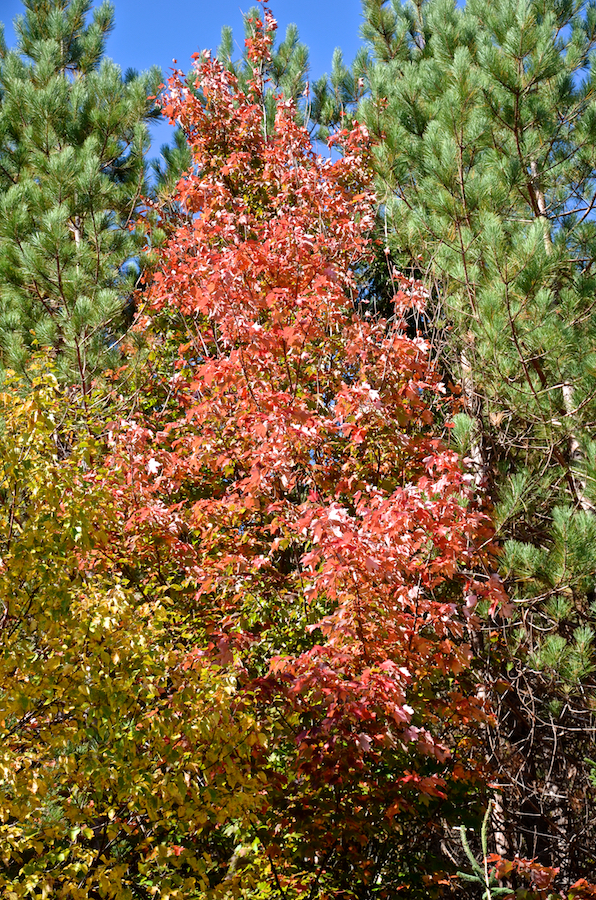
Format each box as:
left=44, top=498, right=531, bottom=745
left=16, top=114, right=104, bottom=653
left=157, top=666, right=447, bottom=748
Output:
left=1, top=0, right=365, bottom=156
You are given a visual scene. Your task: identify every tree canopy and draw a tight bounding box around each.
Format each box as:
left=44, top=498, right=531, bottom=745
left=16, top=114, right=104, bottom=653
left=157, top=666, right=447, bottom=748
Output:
left=2, top=1, right=596, bottom=897
left=360, top=0, right=596, bottom=878
left=0, top=0, right=160, bottom=386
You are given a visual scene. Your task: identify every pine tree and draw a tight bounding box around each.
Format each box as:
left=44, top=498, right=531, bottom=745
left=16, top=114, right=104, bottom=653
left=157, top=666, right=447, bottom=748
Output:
left=0, top=0, right=161, bottom=388
left=359, top=0, right=596, bottom=882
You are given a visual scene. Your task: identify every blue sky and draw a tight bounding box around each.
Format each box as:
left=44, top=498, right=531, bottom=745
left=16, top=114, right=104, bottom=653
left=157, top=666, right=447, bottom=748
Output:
left=1, top=0, right=365, bottom=156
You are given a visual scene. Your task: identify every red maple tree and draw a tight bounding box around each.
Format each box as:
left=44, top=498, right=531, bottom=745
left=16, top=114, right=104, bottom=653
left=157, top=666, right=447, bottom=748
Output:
left=105, top=5, right=505, bottom=894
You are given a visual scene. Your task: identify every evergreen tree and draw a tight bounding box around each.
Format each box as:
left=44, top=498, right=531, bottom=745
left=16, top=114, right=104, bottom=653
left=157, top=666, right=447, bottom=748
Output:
left=0, top=0, right=160, bottom=387
left=359, top=0, right=596, bottom=882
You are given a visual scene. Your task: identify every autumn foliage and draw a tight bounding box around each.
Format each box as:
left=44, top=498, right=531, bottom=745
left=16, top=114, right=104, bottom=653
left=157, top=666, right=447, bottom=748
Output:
left=0, top=5, right=514, bottom=898
left=100, top=5, right=505, bottom=895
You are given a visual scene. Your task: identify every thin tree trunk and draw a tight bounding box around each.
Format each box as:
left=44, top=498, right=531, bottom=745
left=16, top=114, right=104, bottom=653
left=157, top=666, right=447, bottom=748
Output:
left=460, top=349, right=487, bottom=488
left=531, top=160, right=592, bottom=511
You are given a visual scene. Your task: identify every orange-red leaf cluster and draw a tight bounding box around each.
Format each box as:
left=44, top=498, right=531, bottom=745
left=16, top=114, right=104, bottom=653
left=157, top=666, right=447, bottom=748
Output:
left=102, top=5, right=505, bottom=891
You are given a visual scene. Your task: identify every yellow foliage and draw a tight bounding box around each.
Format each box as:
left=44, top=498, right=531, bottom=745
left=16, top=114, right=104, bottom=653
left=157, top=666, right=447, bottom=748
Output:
left=0, top=369, right=262, bottom=898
